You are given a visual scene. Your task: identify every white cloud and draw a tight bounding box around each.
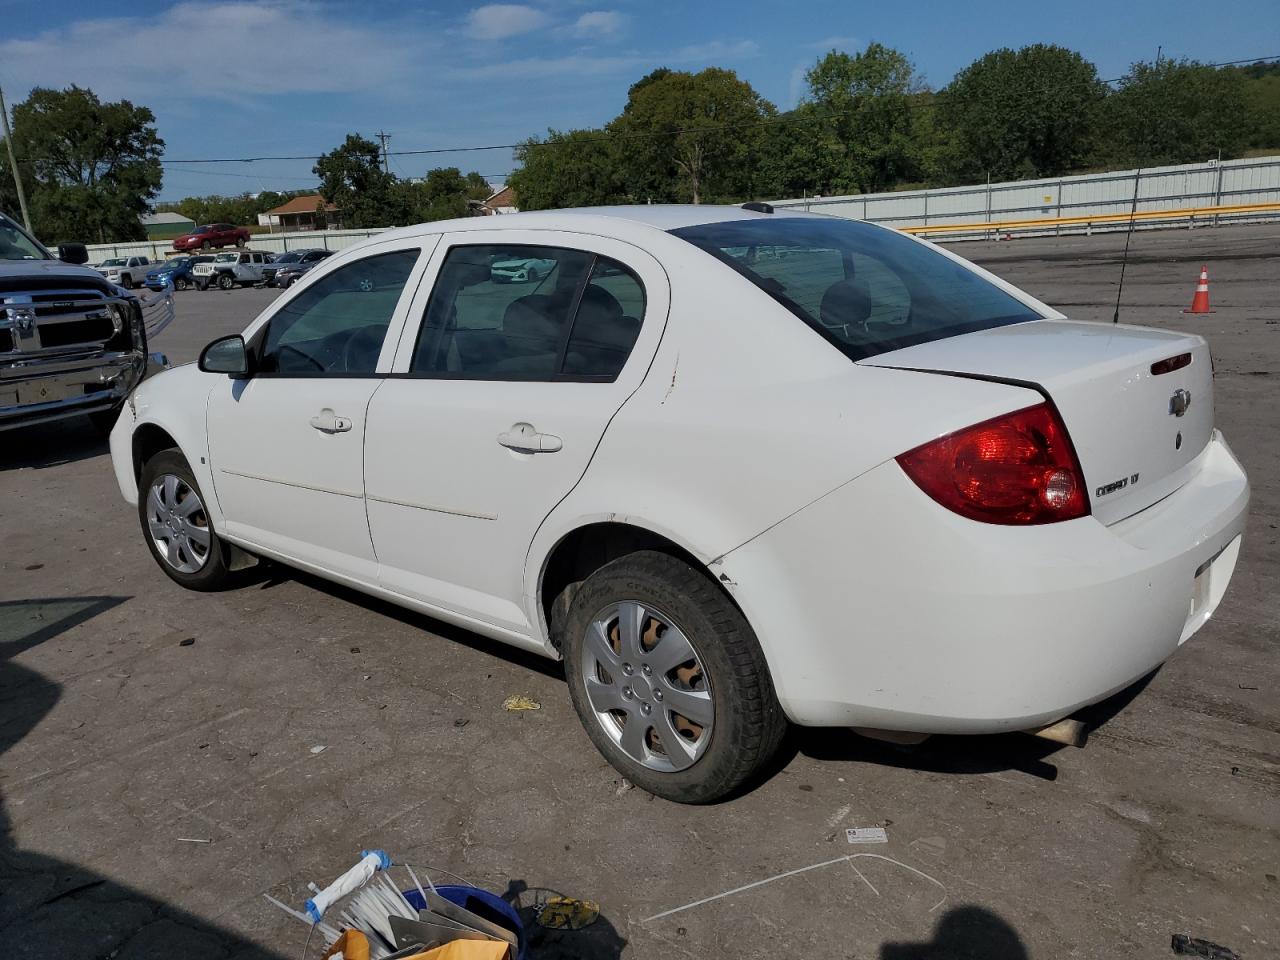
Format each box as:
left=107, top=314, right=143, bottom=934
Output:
left=464, top=4, right=551, bottom=40
left=456, top=38, right=759, bottom=81
left=0, top=1, right=421, bottom=101
left=809, top=35, right=859, bottom=52
left=572, top=10, right=627, bottom=39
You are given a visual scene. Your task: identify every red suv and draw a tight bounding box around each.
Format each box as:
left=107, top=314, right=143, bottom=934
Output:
left=172, top=223, right=251, bottom=251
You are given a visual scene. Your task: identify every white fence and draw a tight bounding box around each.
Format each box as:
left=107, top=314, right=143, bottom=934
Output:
left=83, top=227, right=393, bottom=262
left=771, top=155, right=1280, bottom=238
left=80, top=155, right=1280, bottom=260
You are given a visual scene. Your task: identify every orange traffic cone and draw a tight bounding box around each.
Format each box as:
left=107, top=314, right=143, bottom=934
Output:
left=1183, top=265, right=1215, bottom=314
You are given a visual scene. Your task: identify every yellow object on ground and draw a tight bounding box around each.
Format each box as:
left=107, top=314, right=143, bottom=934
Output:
left=397, top=940, right=511, bottom=960
left=536, top=895, right=600, bottom=930
left=502, top=695, right=540, bottom=712
left=323, top=929, right=370, bottom=960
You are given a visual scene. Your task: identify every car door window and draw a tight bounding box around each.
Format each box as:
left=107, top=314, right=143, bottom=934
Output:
left=411, top=244, right=644, bottom=381
left=259, top=249, right=419, bottom=376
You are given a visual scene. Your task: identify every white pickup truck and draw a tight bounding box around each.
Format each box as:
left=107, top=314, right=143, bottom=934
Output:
left=193, top=250, right=272, bottom=290
left=96, top=255, right=151, bottom=289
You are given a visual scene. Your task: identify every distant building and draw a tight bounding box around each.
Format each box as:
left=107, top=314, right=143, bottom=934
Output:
left=261, top=194, right=342, bottom=231
left=140, top=211, right=196, bottom=240
left=480, top=186, right=518, bottom=215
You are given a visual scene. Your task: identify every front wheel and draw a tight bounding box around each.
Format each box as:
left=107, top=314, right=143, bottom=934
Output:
left=138, top=450, right=236, bottom=591
left=174, top=276, right=189, bottom=291
left=217, top=272, right=235, bottom=290
left=563, top=551, right=787, bottom=803
left=235, top=237, right=246, bottom=248
left=200, top=240, right=211, bottom=250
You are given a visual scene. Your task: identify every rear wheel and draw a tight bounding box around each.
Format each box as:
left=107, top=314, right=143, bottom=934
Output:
left=138, top=450, right=235, bottom=591
left=235, top=237, right=246, bottom=248
left=563, top=551, right=786, bottom=803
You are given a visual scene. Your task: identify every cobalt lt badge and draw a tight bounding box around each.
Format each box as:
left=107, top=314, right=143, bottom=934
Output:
left=1169, top=388, right=1192, bottom=417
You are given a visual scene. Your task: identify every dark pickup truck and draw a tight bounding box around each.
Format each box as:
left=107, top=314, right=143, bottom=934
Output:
left=1, top=211, right=173, bottom=433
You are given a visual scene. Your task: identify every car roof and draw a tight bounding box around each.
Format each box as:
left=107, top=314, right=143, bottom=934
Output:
left=371, top=204, right=823, bottom=246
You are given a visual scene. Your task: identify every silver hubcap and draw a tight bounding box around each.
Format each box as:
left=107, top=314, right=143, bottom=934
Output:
left=146, top=474, right=211, bottom=574
left=581, top=601, right=714, bottom=772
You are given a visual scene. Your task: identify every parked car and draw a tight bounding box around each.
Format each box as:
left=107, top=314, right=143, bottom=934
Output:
left=264, top=248, right=333, bottom=288
left=491, top=255, right=556, bottom=283
left=96, top=255, right=151, bottom=289
left=144, top=255, right=213, bottom=291
left=172, top=223, right=251, bottom=252
left=109, top=205, right=1249, bottom=803
left=192, top=250, right=272, bottom=290
left=2, top=210, right=171, bottom=433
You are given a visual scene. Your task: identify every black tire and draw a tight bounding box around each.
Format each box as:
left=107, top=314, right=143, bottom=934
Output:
left=174, top=276, right=189, bottom=291
left=235, top=237, right=246, bottom=248
left=201, top=240, right=211, bottom=250
left=563, top=550, right=787, bottom=803
left=120, top=274, right=133, bottom=289
left=217, top=272, right=235, bottom=290
left=137, top=449, right=236, bottom=591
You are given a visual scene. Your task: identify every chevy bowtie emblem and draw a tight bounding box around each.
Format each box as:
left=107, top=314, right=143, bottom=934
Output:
left=1169, top=388, right=1192, bottom=417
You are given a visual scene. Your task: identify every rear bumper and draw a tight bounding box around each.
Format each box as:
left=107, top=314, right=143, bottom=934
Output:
left=719, top=432, right=1250, bottom=732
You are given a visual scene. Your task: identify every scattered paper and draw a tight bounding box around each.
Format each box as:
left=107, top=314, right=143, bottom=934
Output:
left=846, top=827, right=889, bottom=844
left=310, top=745, right=328, bottom=754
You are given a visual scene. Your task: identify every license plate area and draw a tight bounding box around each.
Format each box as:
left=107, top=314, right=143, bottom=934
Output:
left=17, top=379, right=77, bottom=405
left=1179, top=535, right=1242, bottom=645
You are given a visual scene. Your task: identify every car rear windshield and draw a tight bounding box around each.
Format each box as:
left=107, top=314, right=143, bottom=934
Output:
left=670, top=217, right=1042, bottom=361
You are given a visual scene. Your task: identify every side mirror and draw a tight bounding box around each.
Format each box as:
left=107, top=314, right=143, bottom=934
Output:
left=199, top=335, right=250, bottom=376
left=58, top=242, right=89, bottom=265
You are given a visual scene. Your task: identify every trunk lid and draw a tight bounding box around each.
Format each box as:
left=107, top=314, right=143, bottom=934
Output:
left=863, top=319, right=1214, bottom=524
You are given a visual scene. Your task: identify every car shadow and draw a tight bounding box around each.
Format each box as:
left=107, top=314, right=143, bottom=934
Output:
left=788, top=670, right=1160, bottom=783
left=0, top=596, right=286, bottom=959
left=245, top=563, right=568, bottom=682
left=501, top=880, right=627, bottom=959
left=0, top=417, right=108, bottom=471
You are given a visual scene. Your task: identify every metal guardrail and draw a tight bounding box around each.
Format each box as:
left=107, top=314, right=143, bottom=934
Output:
left=900, top=201, right=1280, bottom=237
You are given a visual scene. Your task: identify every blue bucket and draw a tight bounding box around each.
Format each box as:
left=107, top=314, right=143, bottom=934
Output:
left=402, top=884, right=526, bottom=960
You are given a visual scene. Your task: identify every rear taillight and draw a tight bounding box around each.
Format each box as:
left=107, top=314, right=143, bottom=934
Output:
left=896, top=403, right=1089, bottom=525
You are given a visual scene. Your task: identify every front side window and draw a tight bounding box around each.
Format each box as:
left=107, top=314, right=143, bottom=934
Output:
left=411, top=244, right=644, bottom=381
left=671, top=218, right=1041, bottom=361
left=259, top=249, right=419, bottom=375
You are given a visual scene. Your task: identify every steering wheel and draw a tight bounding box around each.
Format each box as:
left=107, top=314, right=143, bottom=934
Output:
left=276, top=343, right=326, bottom=373
left=342, top=325, right=386, bottom=372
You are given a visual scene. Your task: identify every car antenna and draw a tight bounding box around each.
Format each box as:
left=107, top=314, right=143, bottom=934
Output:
left=1112, top=166, right=1143, bottom=325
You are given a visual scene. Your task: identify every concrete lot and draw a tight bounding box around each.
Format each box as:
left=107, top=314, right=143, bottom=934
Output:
left=1, top=223, right=1277, bottom=959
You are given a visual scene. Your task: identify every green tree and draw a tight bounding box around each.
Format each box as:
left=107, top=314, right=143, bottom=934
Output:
left=1097, top=59, right=1252, bottom=166
left=313, top=134, right=402, bottom=227
left=937, top=45, right=1104, bottom=182
left=0, top=85, right=163, bottom=243
left=608, top=67, right=776, bottom=203
left=508, top=129, right=626, bottom=210
left=802, top=43, right=923, bottom=193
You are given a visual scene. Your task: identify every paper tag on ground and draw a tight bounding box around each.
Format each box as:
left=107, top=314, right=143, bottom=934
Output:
left=846, top=827, right=888, bottom=844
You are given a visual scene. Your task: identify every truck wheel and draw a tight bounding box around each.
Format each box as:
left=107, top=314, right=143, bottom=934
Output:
left=217, top=273, right=235, bottom=290
left=138, top=450, right=236, bottom=591
left=562, top=550, right=787, bottom=803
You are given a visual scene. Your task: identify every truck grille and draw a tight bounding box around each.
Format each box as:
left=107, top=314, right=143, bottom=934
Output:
left=1, top=288, right=121, bottom=356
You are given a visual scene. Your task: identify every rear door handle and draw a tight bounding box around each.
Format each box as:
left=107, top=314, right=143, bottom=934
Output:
left=310, top=408, right=352, bottom=433
left=497, top=422, right=562, bottom=453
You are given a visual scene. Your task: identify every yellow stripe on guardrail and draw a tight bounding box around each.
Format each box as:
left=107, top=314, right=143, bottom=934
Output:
left=899, top=201, right=1280, bottom=236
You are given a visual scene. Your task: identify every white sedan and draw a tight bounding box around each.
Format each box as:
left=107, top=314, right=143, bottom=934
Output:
left=109, top=205, right=1249, bottom=803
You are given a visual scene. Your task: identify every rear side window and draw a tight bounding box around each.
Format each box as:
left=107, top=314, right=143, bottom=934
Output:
left=671, top=218, right=1040, bottom=361
left=411, top=244, right=644, bottom=381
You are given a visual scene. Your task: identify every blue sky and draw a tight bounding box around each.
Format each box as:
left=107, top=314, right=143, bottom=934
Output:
left=2, top=0, right=1277, bottom=201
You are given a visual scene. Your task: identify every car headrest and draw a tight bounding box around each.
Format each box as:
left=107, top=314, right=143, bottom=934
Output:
left=820, top=278, right=872, bottom=328
left=502, top=294, right=561, bottom=348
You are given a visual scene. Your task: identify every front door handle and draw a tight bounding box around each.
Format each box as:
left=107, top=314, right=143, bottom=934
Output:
left=497, top=422, right=562, bottom=453
left=310, top=408, right=353, bottom=433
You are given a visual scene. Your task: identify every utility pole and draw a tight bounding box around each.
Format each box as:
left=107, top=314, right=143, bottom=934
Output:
left=376, top=131, right=391, bottom=175
left=0, top=85, right=33, bottom=232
